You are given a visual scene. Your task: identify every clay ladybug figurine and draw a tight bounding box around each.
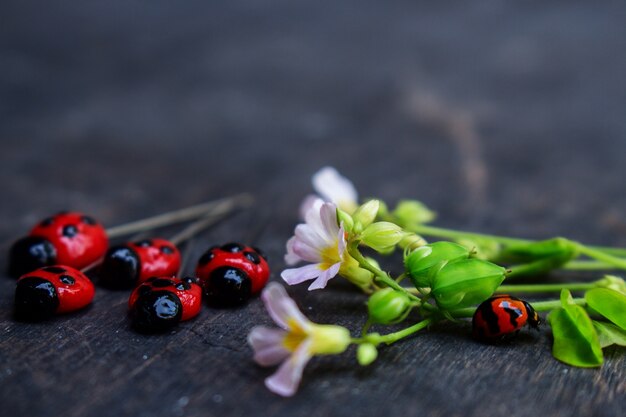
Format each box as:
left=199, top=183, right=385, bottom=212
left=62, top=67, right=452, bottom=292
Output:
left=99, top=238, right=181, bottom=289
left=195, top=243, right=269, bottom=307
left=128, top=276, right=202, bottom=332
left=14, top=265, right=95, bottom=321
left=8, top=212, right=108, bottom=278
left=472, top=294, right=541, bottom=342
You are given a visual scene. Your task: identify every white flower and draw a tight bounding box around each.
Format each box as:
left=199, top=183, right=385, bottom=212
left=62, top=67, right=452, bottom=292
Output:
left=299, top=167, right=359, bottom=217
left=248, top=283, right=351, bottom=397
left=282, top=202, right=347, bottom=290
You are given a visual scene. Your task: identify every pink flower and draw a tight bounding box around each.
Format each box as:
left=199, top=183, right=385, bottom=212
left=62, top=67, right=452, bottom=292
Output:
left=299, top=167, right=359, bottom=218
left=282, top=202, right=347, bottom=290
left=248, top=283, right=351, bottom=397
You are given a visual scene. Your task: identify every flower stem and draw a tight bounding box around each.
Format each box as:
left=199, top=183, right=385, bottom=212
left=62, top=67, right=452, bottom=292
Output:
left=348, top=242, right=420, bottom=302
left=575, top=245, right=626, bottom=270
left=369, top=318, right=434, bottom=345
left=497, top=283, right=596, bottom=294
left=410, top=224, right=626, bottom=257
left=563, top=260, right=616, bottom=270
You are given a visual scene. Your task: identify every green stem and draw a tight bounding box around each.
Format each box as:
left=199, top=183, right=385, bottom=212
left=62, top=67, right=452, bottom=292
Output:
left=410, top=224, right=626, bottom=257
left=450, top=297, right=586, bottom=318
left=562, top=260, right=616, bottom=270
left=370, top=318, right=434, bottom=345
left=348, top=242, right=420, bottom=302
left=497, top=283, right=596, bottom=294
left=576, top=245, right=626, bottom=270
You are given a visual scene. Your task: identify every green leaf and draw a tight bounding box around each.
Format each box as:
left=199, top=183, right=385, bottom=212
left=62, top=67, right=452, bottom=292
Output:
left=585, top=288, right=626, bottom=330
left=431, top=259, right=506, bottom=310
left=547, top=290, right=603, bottom=367
left=593, top=321, right=626, bottom=348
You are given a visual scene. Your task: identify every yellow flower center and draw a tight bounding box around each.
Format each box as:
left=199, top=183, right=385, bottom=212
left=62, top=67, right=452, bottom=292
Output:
left=282, top=318, right=308, bottom=352
left=318, top=239, right=340, bottom=270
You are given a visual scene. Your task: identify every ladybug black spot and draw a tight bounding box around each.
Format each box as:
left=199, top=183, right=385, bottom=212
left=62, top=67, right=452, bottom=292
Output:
left=40, top=217, right=54, bottom=227
left=244, top=251, right=261, bottom=265
left=205, top=266, right=251, bottom=307
left=81, top=216, right=97, bottom=225
left=8, top=236, right=57, bottom=278
left=130, top=291, right=182, bottom=333
left=252, top=246, right=268, bottom=261
left=42, top=266, right=66, bottom=274
left=220, top=242, right=244, bottom=253
left=100, top=245, right=140, bottom=289
left=152, top=278, right=173, bottom=288
left=160, top=245, right=174, bottom=255
left=14, top=277, right=59, bottom=321
left=198, top=250, right=215, bottom=265
left=138, top=285, right=152, bottom=297
left=135, top=240, right=152, bottom=247
left=59, top=275, right=75, bottom=285
left=62, top=225, right=78, bottom=238
left=175, top=282, right=191, bottom=291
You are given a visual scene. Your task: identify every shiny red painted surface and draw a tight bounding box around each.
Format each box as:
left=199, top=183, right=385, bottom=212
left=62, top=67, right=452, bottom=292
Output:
left=472, top=294, right=536, bottom=340
left=19, top=265, right=95, bottom=313
left=195, top=244, right=269, bottom=294
left=128, top=277, right=202, bottom=322
left=128, top=238, right=181, bottom=283
left=29, top=212, right=108, bottom=270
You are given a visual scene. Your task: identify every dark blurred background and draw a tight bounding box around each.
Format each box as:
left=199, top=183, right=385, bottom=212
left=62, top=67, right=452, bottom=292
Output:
left=0, top=2, right=625, bottom=416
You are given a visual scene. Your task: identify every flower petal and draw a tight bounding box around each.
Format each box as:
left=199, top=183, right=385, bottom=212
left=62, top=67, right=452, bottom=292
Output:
left=284, top=236, right=302, bottom=266
left=265, top=339, right=313, bottom=397
left=294, top=223, right=327, bottom=250
left=281, top=263, right=324, bottom=286
left=319, top=202, right=340, bottom=240
left=291, top=239, right=323, bottom=264
left=336, top=224, right=347, bottom=258
left=261, top=283, right=311, bottom=330
left=312, top=167, right=358, bottom=211
left=307, top=261, right=341, bottom=290
left=299, top=195, right=323, bottom=221
left=248, top=326, right=291, bottom=366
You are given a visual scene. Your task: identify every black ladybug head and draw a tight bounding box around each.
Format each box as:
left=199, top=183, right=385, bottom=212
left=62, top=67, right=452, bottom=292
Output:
left=14, top=277, right=60, bottom=321
left=523, top=301, right=541, bottom=329
left=130, top=290, right=182, bottom=333
left=100, top=245, right=140, bottom=289
left=205, top=266, right=252, bottom=307
left=8, top=236, right=57, bottom=278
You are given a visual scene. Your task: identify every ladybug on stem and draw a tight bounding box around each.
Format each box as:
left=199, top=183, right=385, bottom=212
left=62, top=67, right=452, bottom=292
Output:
left=129, top=276, right=202, bottom=333
left=472, top=294, right=541, bottom=342
left=100, top=238, right=181, bottom=289
left=14, top=265, right=95, bottom=321
left=195, top=243, right=269, bottom=307
left=8, top=212, right=108, bottom=278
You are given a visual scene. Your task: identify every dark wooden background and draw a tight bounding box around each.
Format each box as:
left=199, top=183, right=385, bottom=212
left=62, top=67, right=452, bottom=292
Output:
left=1, top=1, right=624, bottom=416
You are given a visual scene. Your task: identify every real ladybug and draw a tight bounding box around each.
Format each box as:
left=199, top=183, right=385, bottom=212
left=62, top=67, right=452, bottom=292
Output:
left=472, top=294, right=541, bottom=341
left=14, top=265, right=95, bottom=321
left=128, top=276, right=202, bottom=333
left=99, top=238, right=181, bottom=289
left=8, top=212, right=108, bottom=278
left=195, top=242, right=269, bottom=307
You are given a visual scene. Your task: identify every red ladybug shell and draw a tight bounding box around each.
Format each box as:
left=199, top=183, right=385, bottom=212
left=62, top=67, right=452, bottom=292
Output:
left=472, top=294, right=540, bottom=341
left=130, top=239, right=181, bottom=284
left=129, top=277, right=202, bottom=322
left=29, top=212, right=108, bottom=270
left=19, top=265, right=95, bottom=314
left=195, top=243, right=269, bottom=294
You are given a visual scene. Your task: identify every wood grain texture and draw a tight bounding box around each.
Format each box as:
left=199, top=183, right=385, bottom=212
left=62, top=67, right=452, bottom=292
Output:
left=0, top=1, right=625, bottom=416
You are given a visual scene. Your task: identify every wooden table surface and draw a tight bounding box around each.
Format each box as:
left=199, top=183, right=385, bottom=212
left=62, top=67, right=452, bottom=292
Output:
left=1, top=1, right=624, bottom=416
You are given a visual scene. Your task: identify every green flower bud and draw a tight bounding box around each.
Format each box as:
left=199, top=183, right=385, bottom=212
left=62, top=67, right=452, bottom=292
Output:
left=392, top=200, right=436, bottom=227
left=337, top=208, right=354, bottom=233
left=357, top=343, right=378, bottom=366
left=500, top=237, right=578, bottom=264
left=398, top=234, right=427, bottom=251
left=339, top=255, right=374, bottom=291
left=595, top=275, right=626, bottom=295
left=431, top=259, right=506, bottom=310
left=367, top=288, right=412, bottom=324
left=404, top=242, right=470, bottom=288
left=455, top=237, right=502, bottom=261
left=361, top=222, right=406, bottom=253
left=353, top=199, right=380, bottom=230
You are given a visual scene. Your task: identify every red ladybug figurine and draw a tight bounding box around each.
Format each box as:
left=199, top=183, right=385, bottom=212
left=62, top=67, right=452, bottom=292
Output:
left=8, top=212, right=108, bottom=278
left=100, top=238, right=181, bottom=289
left=195, top=243, right=269, bottom=307
left=128, top=276, right=202, bottom=332
left=14, top=265, right=95, bottom=321
left=472, top=294, right=540, bottom=341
